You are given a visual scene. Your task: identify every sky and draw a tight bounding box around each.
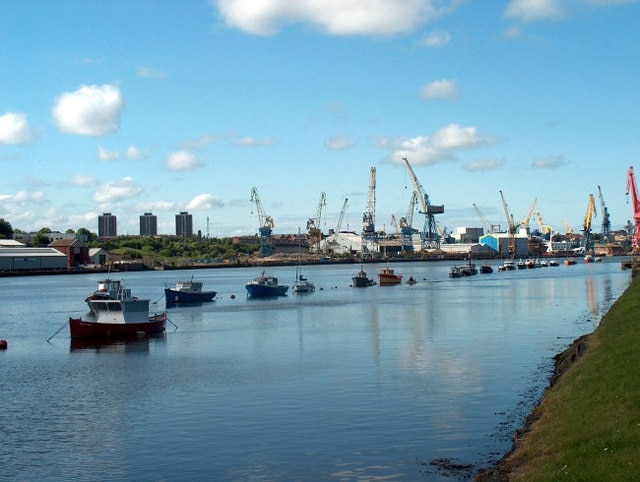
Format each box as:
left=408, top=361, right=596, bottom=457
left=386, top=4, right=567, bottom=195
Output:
left=1, top=0, right=639, bottom=238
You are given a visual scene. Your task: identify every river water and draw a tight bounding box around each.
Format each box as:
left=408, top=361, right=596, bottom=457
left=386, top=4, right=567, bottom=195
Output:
left=0, top=259, right=630, bottom=481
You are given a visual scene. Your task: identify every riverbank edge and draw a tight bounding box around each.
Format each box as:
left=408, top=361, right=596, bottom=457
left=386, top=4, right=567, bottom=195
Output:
left=474, top=270, right=636, bottom=481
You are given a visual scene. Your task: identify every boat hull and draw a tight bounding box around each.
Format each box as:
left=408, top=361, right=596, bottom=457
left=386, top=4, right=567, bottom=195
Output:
left=69, top=313, right=167, bottom=339
left=378, top=275, right=402, bottom=286
left=245, top=284, right=288, bottom=298
left=352, top=277, right=374, bottom=287
left=164, top=288, right=216, bottom=303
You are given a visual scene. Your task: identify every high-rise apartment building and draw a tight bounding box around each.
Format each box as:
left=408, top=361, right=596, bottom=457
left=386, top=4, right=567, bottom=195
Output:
left=175, top=211, right=193, bottom=237
left=98, top=212, right=117, bottom=238
left=139, top=212, right=158, bottom=236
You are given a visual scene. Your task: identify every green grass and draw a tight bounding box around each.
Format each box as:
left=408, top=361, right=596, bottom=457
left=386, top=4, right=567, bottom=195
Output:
left=503, top=275, right=640, bottom=481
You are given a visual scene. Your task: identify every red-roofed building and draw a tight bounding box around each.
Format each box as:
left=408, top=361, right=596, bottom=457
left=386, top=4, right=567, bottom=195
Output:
left=48, top=238, right=90, bottom=268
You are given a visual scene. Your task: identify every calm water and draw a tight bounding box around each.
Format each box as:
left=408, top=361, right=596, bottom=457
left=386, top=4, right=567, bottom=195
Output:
left=0, top=259, right=630, bottom=481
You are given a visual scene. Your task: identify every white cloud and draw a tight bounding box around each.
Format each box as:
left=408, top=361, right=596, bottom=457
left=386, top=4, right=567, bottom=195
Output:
left=430, top=124, right=491, bottom=150
left=504, top=0, right=564, bottom=22
left=126, top=145, right=147, bottom=160
left=230, top=136, right=276, bottom=147
left=92, top=177, right=143, bottom=203
left=420, top=30, right=451, bottom=47
left=463, top=158, right=506, bottom=172
left=325, top=134, right=355, bottom=150
left=51, top=84, right=124, bottom=136
left=532, top=155, right=568, bottom=168
left=98, top=145, right=119, bottom=161
left=375, top=124, right=496, bottom=166
left=69, top=174, right=98, bottom=187
left=0, top=112, right=34, bottom=145
left=213, top=0, right=445, bottom=36
left=182, top=134, right=216, bottom=148
left=166, top=150, right=204, bottom=171
left=136, top=66, right=167, bottom=78
left=15, top=190, right=46, bottom=203
left=186, top=194, right=225, bottom=210
left=137, top=200, right=179, bottom=212
left=419, top=79, right=459, bottom=100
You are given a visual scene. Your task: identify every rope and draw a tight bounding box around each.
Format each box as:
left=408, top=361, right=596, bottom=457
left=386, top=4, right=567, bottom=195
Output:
left=47, top=319, right=69, bottom=342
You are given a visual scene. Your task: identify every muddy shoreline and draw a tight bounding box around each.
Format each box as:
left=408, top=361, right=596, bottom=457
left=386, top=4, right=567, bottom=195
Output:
left=473, top=334, right=591, bottom=481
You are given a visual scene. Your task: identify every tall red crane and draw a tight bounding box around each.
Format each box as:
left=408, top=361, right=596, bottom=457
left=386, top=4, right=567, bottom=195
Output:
left=626, top=166, right=640, bottom=251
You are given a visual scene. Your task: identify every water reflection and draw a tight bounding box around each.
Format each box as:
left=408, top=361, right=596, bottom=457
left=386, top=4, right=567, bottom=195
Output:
left=70, top=333, right=166, bottom=352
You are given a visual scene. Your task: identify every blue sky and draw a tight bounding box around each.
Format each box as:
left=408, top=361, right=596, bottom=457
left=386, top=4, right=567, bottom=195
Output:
left=1, top=0, right=639, bottom=238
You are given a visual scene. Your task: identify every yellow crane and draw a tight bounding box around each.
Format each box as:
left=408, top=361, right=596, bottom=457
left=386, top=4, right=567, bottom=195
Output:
left=520, top=198, right=537, bottom=229
left=499, top=190, right=517, bottom=256
left=562, top=220, right=574, bottom=235
left=534, top=211, right=552, bottom=236
left=581, top=194, right=597, bottom=253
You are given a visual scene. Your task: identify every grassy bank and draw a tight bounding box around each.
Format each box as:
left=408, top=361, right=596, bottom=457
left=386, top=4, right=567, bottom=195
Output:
left=497, top=274, right=640, bottom=480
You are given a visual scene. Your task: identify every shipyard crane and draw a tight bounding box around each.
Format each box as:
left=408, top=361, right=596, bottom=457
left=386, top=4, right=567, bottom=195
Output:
left=399, top=191, right=418, bottom=252
left=306, top=192, right=326, bottom=254
left=250, top=187, right=274, bottom=257
left=520, top=198, right=537, bottom=231
left=580, top=194, right=597, bottom=254
left=326, top=197, right=349, bottom=253
left=402, top=157, right=444, bottom=250
left=472, top=203, right=493, bottom=234
left=390, top=215, right=399, bottom=235
left=626, top=166, right=640, bottom=251
left=597, top=185, right=611, bottom=242
left=563, top=220, right=574, bottom=235
left=499, top=190, right=517, bottom=257
left=361, top=167, right=378, bottom=256
left=534, top=211, right=552, bottom=237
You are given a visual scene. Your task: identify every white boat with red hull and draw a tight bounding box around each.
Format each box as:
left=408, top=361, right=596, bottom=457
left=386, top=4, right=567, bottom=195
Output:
left=70, top=279, right=166, bottom=339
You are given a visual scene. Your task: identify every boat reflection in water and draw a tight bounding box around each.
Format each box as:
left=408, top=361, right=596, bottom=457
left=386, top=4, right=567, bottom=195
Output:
left=69, top=332, right=166, bottom=352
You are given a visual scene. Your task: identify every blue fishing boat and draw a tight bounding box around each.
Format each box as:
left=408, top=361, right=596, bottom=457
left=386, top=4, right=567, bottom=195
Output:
left=164, top=277, right=216, bottom=303
left=245, top=271, right=288, bottom=298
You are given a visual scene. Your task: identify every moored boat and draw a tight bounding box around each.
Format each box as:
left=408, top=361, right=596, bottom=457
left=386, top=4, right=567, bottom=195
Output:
left=70, top=280, right=166, bottom=339
left=246, top=271, right=289, bottom=298
left=293, top=274, right=315, bottom=293
left=564, top=258, right=577, bottom=266
left=352, top=267, right=375, bottom=287
left=449, top=266, right=462, bottom=278
left=164, top=277, right=216, bottom=303
left=498, top=259, right=515, bottom=271
left=378, top=264, right=403, bottom=285
left=480, top=264, right=493, bottom=274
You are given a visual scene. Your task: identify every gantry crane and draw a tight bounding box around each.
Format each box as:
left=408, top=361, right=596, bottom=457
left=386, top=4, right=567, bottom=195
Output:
left=250, top=187, right=274, bottom=257
left=402, top=157, right=444, bottom=250
left=597, top=185, right=611, bottom=242
left=499, top=190, right=517, bottom=257
left=626, top=166, right=640, bottom=251
left=580, top=194, right=597, bottom=254
left=306, top=192, right=326, bottom=254
left=399, top=191, right=418, bottom=252
left=361, top=167, right=378, bottom=256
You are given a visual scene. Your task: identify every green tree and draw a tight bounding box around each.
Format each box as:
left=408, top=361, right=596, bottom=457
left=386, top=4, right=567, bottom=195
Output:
left=32, top=227, right=52, bottom=246
left=0, top=218, right=13, bottom=239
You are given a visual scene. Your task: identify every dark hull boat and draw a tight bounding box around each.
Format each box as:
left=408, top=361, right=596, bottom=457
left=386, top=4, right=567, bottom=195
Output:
left=164, top=278, right=216, bottom=303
